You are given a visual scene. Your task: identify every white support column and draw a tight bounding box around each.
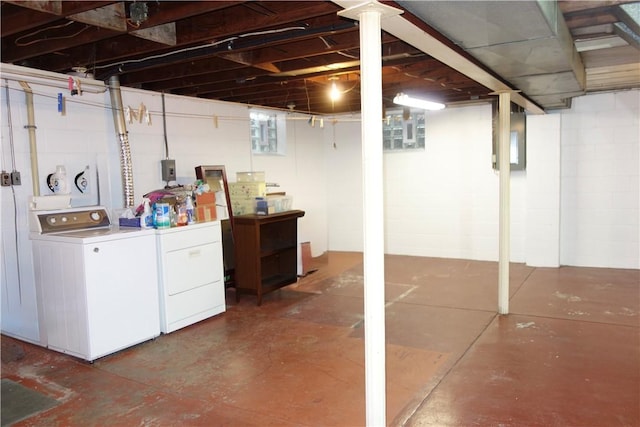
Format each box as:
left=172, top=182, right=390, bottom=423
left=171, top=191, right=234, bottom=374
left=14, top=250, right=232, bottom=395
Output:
left=338, top=2, right=401, bottom=425
left=495, top=91, right=512, bottom=315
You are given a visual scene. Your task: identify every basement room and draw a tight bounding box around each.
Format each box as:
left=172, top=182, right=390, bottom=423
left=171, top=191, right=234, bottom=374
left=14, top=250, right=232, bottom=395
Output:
left=1, top=1, right=638, bottom=426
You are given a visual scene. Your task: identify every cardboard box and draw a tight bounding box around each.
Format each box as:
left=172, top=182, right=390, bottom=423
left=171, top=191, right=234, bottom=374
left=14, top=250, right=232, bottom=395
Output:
left=230, top=198, right=255, bottom=216
left=196, top=192, right=216, bottom=206
left=237, top=171, right=265, bottom=182
left=196, top=205, right=217, bottom=222
left=228, top=182, right=266, bottom=198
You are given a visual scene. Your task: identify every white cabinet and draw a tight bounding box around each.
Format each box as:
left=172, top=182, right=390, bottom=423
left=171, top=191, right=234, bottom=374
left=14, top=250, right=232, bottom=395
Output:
left=156, top=221, right=225, bottom=333
left=31, top=230, right=160, bottom=361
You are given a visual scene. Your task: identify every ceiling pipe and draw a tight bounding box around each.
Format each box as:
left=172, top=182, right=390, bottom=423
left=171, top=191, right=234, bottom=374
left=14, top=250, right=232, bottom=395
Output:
left=1, top=63, right=106, bottom=94
left=95, top=21, right=358, bottom=79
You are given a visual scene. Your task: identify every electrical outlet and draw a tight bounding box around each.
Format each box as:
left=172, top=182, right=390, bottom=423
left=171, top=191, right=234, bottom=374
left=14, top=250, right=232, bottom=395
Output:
left=11, top=171, right=21, bottom=186
left=1, top=172, right=10, bottom=187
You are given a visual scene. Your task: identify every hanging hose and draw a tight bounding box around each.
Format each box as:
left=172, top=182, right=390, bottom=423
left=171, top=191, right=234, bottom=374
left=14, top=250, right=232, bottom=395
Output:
left=107, top=75, right=135, bottom=208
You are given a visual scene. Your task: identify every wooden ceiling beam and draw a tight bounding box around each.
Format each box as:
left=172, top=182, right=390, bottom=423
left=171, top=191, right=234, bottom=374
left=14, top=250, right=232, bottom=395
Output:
left=154, top=52, right=427, bottom=96
left=121, top=31, right=409, bottom=88
left=1, top=1, right=241, bottom=69
left=121, top=28, right=368, bottom=85
left=1, top=24, right=121, bottom=63
left=1, top=2, right=115, bottom=36
left=121, top=57, right=245, bottom=86
left=178, top=57, right=481, bottom=109
left=175, top=2, right=341, bottom=45
left=558, top=0, right=636, bottom=15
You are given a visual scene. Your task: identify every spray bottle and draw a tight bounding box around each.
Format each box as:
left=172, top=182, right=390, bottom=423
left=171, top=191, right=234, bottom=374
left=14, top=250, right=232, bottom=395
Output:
left=141, top=198, right=153, bottom=228
left=186, top=195, right=195, bottom=225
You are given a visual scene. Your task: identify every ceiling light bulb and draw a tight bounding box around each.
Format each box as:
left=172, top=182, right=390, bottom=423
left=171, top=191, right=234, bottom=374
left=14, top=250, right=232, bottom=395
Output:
left=330, top=81, right=341, bottom=101
left=393, top=93, right=445, bottom=110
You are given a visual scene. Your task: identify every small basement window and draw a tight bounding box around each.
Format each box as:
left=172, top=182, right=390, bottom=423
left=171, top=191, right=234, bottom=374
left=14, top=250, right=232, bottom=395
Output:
left=250, top=110, right=286, bottom=155
left=383, top=109, right=426, bottom=151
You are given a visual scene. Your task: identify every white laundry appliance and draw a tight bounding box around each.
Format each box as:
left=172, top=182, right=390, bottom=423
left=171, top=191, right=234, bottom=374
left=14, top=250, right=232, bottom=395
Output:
left=155, top=221, right=226, bottom=333
left=29, top=206, right=160, bottom=362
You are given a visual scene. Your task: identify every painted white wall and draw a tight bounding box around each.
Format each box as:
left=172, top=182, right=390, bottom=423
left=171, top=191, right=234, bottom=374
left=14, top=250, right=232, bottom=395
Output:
left=525, top=113, right=561, bottom=267
left=326, top=117, right=364, bottom=252
left=118, top=88, right=252, bottom=205
left=251, top=115, right=329, bottom=255
left=327, top=92, right=639, bottom=270
left=0, top=74, right=328, bottom=342
left=386, top=104, right=530, bottom=262
left=560, top=91, right=639, bottom=268
left=328, top=104, right=528, bottom=262
left=1, top=85, right=112, bottom=342
left=2, top=66, right=638, bottom=344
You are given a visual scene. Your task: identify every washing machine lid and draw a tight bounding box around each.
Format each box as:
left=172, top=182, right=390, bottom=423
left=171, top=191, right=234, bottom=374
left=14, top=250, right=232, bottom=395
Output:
left=59, top=227, right=143, bottom=239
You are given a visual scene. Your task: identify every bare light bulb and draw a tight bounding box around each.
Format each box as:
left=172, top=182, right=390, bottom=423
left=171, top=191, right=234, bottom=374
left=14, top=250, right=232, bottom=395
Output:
left=330, top=81, right=341, bottom=101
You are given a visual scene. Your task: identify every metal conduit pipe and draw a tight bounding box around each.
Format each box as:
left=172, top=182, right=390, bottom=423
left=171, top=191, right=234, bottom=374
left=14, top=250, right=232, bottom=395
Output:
left=107, top=75, right=135, bottom=208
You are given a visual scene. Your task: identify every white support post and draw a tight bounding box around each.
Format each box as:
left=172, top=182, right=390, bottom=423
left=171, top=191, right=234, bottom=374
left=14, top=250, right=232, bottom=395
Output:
left=338, top=2, right=401, bottom=425
left=496, top=91, right=512, bottom=315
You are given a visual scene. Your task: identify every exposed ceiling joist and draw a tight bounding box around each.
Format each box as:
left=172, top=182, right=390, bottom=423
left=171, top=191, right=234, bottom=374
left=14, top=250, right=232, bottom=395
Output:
left=1, top=1, right=637, bottom=115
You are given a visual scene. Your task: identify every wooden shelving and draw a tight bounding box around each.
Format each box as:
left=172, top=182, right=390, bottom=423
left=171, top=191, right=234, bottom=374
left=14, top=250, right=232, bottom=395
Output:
left=233, top=210, right=305, bottom=305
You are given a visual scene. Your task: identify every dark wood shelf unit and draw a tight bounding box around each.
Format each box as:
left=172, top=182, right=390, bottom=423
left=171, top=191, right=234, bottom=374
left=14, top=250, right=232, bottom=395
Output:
left=233, top=210, right=305, bottom=305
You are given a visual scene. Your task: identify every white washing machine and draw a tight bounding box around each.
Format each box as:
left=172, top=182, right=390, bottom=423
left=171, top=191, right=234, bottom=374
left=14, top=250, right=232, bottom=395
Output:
left=29, top=206, right=160, bottom=362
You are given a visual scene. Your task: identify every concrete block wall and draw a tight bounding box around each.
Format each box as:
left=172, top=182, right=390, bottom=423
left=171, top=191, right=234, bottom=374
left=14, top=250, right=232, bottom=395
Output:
left=0, top=76, right=328, bottom=342
left=560, top=91, right=639, bottom=268
left=327, top=90, right=639, bottom=270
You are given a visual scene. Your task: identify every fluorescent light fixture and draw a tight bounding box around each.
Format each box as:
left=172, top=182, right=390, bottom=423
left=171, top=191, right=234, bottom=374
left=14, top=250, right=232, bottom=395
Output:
left=393, top=93, right=445, bottom=110
left=575, top=35, right=628, bottom=52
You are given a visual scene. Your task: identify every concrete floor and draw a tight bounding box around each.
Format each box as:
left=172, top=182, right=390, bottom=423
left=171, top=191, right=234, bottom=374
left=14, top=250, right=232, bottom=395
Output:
left=2, top=251, right=639, bottom=426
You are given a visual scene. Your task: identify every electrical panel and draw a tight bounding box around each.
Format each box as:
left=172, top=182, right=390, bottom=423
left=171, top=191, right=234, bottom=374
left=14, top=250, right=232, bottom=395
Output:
left=161, top=159, right=176, bottom=182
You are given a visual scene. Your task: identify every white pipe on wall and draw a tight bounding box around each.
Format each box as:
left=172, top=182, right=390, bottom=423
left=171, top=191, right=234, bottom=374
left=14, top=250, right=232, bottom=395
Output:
left=1, top=63, right=106, bottom=94
left=17, top=82, right=40, bottom=197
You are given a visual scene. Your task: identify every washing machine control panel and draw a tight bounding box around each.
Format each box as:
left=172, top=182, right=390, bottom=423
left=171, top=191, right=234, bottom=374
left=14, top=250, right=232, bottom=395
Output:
left=34, top=207, right=111, bottom=234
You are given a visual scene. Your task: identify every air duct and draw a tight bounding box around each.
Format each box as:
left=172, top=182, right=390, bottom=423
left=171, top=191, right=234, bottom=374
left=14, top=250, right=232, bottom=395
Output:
left=397, top=0, right=586, bottom=109
left=107, top=75, right=135, bottom=208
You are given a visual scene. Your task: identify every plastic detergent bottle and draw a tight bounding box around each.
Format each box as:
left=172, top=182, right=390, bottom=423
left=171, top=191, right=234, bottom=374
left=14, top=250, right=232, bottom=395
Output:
left=141, top=198, right=153, bottom=228
left=186, top=195, right=195, bottom=225
left=154, top=203, right=171, bottom=229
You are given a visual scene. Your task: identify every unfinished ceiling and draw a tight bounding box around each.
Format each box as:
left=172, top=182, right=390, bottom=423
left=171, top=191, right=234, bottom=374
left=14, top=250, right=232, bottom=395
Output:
left=1, top=1, right=638, bottom=115
left=398, top=0, right=640, bottom=109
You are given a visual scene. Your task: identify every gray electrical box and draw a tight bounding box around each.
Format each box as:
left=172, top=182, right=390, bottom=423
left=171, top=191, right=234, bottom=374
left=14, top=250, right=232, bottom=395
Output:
left=161, top=159, right=176, bottom=182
